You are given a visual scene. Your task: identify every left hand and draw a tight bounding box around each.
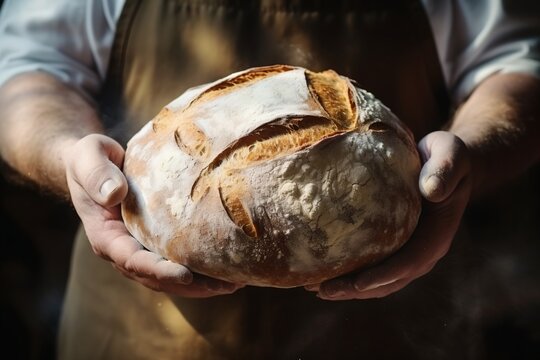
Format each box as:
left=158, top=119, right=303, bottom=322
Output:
left=63, top=134, right=244, bottom=298
left=306, top=131, right=473, bottom=300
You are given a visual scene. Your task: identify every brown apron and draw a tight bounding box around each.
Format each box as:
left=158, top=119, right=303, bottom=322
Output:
left=58, top=1, right=480, bottom=359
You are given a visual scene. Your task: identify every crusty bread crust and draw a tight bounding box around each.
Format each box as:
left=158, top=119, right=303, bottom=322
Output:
left=121, top=65, right=421, bottom=288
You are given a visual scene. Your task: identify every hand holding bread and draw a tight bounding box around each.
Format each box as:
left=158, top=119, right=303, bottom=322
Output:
left=313, top=131, right=472, bottom=299
left=62, top=134, right=243, bottom=297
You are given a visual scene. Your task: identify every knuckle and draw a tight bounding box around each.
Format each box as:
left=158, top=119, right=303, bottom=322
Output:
left=90, top=243, right=109, bottom=260
left=84, top=163, right=113, bottom=192
left=125, top=254, right=154, bottom=279
left=155, top=262, right=191, bottom=284
left=124, top=259, right=142, bottom=277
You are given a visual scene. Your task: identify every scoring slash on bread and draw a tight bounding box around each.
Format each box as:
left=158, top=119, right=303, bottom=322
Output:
left=121, top=65, right=421, bottom=288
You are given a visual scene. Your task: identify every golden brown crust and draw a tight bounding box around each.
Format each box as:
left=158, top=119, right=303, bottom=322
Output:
left=218, top=173, right=258, bottom=238
left=305, top=69, right=357, bottom=129
left=186, top=65, right=295, bottom=109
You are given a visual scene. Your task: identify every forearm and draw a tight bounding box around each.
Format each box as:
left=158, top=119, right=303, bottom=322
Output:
left=0, top=71, right=103, bottom=196
left=448, top=73, right=540, bottom=195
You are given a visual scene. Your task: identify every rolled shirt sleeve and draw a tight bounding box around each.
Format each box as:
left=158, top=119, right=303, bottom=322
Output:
left=424, top=0, right=540, bottom=103
left=0, top=0, right=124, bottom=99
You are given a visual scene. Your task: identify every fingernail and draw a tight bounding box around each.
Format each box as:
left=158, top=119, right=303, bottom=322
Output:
left=422, top=175, right=444, bottom=199
left=100, top=179, right=119, bottom=197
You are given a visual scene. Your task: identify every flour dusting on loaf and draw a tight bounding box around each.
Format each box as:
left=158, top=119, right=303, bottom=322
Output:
left=122, top=65, right=421, bottom=288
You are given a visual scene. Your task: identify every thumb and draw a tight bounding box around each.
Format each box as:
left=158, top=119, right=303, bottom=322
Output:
left=69, top=134, right=128, bottom=207
left=417, top=131, right=471, bottom=203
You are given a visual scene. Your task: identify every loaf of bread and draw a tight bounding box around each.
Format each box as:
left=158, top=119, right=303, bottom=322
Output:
left=121, top=65, right=421, bottom=288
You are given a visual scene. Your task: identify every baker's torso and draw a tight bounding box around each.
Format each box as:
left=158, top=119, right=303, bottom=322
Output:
left=60, top=1, right=466, bottom=359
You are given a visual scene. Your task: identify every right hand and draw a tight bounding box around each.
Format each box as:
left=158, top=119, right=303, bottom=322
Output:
left=62, top=134, right=244, bottom=297
left=308, top=131, right=472, bottom=300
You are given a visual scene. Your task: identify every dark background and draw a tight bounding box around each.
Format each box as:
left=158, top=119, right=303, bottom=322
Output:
left=0, top=0, right=539, bottom=359
left=0, top=172, right=78, bottom=360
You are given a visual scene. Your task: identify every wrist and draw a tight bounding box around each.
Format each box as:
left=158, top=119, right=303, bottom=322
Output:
left=447, top=73, right=540, bottom=197
left=0, top=72, right=105, bottom=197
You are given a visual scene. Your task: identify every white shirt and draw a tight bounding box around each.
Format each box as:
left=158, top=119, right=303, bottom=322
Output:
left=0, top=0, right=539, bottom=104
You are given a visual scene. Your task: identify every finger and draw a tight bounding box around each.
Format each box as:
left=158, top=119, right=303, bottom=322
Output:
left=70, top=134, right=128, bottom=207
left=316, top=270, right=405, bottom=301
left=124, top=249, right=193, bottom=284
left=351, top=278, right=411, bottom=299
left=353, top=259, right=437, bottom=294
left=165, top=274, right=244, bottom=297
left=105, top=235, right=239, bottom=295
left=90, top=227, right=141, bottom=262
left=126, top=272, right=243, bottom=298
left=318, top=277, right=413, bottom=301
left=316, top=260, right=435, bottom=300
left=99, top=230, right=188, bottom=283
left=417, top=131, right=470, bottom=202
left=316, top=277, right=355, bottom=300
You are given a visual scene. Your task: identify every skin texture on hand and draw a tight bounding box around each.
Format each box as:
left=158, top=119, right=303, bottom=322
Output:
left=62, top=134, right=244, bottom=297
